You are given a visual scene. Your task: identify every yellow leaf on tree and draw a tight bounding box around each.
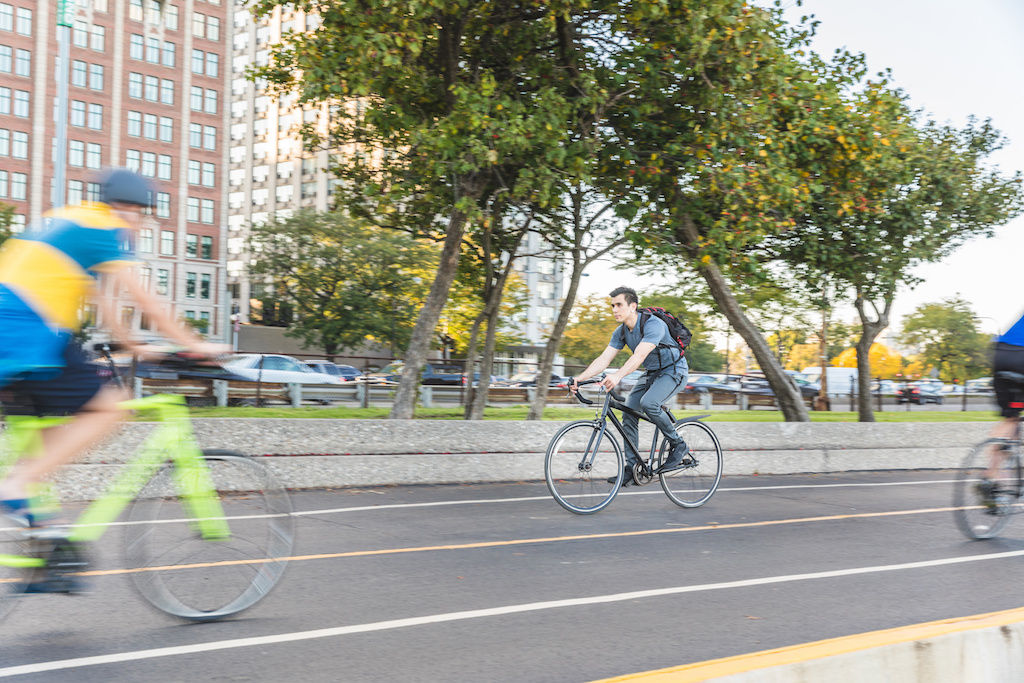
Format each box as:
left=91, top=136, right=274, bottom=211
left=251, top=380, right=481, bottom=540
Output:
left=880, top=138, right=890, bottom=146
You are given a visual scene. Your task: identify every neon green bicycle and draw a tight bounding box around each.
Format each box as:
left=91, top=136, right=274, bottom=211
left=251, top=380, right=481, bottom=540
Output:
left=0, top=356, right=295, bottom=622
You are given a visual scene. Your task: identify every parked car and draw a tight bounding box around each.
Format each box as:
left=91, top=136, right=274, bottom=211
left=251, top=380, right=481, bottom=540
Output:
left=736, top=375, right=819, bottom=401
left=508, top=372, right=569, bottom=388
left=871, top=379, right=900, bottom=395
left=223, top=354, right=341, bottom=385
left=305, top=360, right=364, bottom=382
left=966, top=377, right=994, bottom=394
left=897, top=382, right=944, bottom=405
left=365, top=361, right=404, bottom=384
left=462, top=371, right=500, bottom=387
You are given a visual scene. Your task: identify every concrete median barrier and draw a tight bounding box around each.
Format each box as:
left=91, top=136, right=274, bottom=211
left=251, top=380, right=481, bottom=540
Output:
left=36, top=419, right=995, bottom=500
left=595, top=606, right=1024, bottom=682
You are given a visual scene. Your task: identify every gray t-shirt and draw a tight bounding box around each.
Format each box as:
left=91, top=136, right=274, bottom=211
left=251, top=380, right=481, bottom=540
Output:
left=609, top=313, right=687, bottom=375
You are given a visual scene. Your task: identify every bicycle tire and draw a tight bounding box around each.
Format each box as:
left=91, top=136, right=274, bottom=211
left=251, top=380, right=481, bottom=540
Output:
left=124, top=450, right=295, bottom=622
left=545, top=421, right=624, bottom=515
left=0, top=523, right=33, bottom=620
left=953, top=440, right=1022, bottom=540
left=658, top=421, right=723, bottom=508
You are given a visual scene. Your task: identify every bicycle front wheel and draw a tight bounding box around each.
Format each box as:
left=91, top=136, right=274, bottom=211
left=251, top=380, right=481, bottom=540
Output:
left=545, top=421, right=624, bottom=515
left=125, top=450, right=295, bottom=621
left=953, top=440, right=1022, bottom=540
left=658, top=421, right=723, bottom=508
left=0, top=523, right=34, bottom=620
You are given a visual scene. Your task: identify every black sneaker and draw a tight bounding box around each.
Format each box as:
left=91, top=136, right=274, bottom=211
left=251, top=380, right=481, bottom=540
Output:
left=607, top=468, right=637, bottom=487
left=976, top=479, right=999, bottom=513
left=657, top=441, right=692, bottom=473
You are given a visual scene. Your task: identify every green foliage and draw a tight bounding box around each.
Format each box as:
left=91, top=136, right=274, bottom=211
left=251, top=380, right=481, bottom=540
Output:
left=0, top=202, right=14, bottom=247
left=898, top=297, right=991, bottom=382
left=248, top=211, right=438, bottom=355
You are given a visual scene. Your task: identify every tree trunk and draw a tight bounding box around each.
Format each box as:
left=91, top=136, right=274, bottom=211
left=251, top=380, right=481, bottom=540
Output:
left=854, top=293, right=892, bottom=422
left=461, top=313, right=485, bottom=411
left=469, top=301, right=502, bottom=419
left=679, top=215, right=809, bottom=422
left=390, top=202, right=475, bottom=419
left=527, top=256, right=583, bottom=420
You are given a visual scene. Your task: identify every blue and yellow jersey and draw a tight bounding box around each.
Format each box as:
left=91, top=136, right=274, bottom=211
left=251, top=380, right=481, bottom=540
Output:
left=0, top=202, right=135, bottom=383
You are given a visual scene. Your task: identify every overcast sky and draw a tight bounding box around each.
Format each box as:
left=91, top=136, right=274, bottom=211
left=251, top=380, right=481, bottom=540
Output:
left=580, top=0, right=1024, bottom=337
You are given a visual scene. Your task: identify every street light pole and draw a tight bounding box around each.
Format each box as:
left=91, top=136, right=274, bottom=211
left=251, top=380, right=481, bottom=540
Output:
left=53, top=0, right=75, bottom=208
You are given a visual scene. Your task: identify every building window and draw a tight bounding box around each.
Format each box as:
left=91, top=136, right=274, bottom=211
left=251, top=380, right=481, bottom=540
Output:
left=156, top=191, right=171, bottom=219
left=162, top=41, right=175, bottom=67
left=0, top=170, right=6, bottom=197
left=203, top=125, right=216, bottom=150
left=13, top=48, right=28, bottom=77
left=192, top=13, right=205, bottom=38
left=163, top=4, right=178, bottom=30
left=87, top=103, right=102, bottom=129
left=94, top=0, right=108, bottom=12
left=144, top=75, right=158, bottom=101
left=139, top=228, right=153, bottom=252
left=71, top=100, right=86, bottom=127
left=69, top=140, right=85, bottom=167
left=157, top=154, right=172, bottom=181
left=0, top=5, right=10, bottom=32
left=206, top=16, right=220, bottom=41
left=185, top=272, right=196, bottom=297
left=187, top=160, right=200, bottom=185
left=14, top=7, right=29, bottom=36
left=71, top=60, right=87, bottom=87
left=155, top=269, right=169, bottom=296
left=86, top=181, right=100, bottom=202
left=191, top=49, right=204, bottom=74
left=201, top=162, right=215, bottom=187
left=143, top=113, right=157, bottom=140
left=127, top=111, right=141, bottom=136
left=73, top=20, right=89, bottom=48
left=86, top=142, right=101, bottom=169
left=129, top=34, right=143, bottom=60
left=200, top=273, right=211, bottom=299
left=160, top=230, right=174, bottom=256
left=68, top=179, right=84, bottom=205
left=128, top=72, right=142, bottom=98
left=200, top=311, right=210, bottom=332
left=140, top=151, right=156, bottom=177
left=185, top=234, right=197, bottom=257
left=201, top=235, right=213, bottom=259
left=146, top=35, right=160, bottom=63
left=0, top=45, right=9, bottom=73
left=189, top=86, right=202, bottom=111
left=187, top=197, right=200, bottom=222
left=0, top=87, right=9, bottom=115
left=205, top=52, right=218, bottom=78
left=200, top=199, right=214, bottom=224
left=12, top=90, right=27, bottom=117
left=10, top=172, right=25, bottom=200
left=91, top=24, right=105, bottom=51
left=0, top=129, right=8, bottom=156
left=159, top=79, right=173, bottom=105
left=129, top=0, right=143, bottom=21
left=204, top=89, right=217, bottom=114
left=159, top=116, right=173, bottom=142
left=125, top=149, right=140, bottom=171
left=10, top=131, right=26, bottom=159
left=90, top=63, right=104, bottom=90
left=139, top=266, right=151, bottom=290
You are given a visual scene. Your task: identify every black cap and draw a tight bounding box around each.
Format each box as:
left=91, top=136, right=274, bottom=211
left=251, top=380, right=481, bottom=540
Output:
left=97, top=168, right=155, bottom=208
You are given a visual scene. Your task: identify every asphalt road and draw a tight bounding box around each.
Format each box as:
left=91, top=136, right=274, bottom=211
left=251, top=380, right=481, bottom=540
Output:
left=2, top=470, right=1023, bottom=682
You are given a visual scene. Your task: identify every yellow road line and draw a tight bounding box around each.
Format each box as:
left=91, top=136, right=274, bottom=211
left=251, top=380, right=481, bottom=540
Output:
left=593, top=605, right=1024, bottom=682
left=1, top=504, right=967, bottom=581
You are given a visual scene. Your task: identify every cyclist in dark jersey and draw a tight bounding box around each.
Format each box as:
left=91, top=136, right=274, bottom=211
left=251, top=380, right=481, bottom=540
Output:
left=978, top=315, right=1024, bottom=507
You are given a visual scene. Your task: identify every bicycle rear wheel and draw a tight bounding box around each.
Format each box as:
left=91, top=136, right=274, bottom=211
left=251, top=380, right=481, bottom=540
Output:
left=545, top=421, right=624, bottom=515
left=658, top=421, right=723, bottom=508
left=953, top=440, right=1022, bottom=540
left=125, top=450, right=295, bottom=621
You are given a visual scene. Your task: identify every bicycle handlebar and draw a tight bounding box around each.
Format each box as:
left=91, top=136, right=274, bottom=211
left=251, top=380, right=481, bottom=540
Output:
left=567, top=377, right=626, bottom=405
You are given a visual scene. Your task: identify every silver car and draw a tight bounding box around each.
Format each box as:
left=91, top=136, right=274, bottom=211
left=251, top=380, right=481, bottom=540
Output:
left=224, top=354, right=341, bottom=385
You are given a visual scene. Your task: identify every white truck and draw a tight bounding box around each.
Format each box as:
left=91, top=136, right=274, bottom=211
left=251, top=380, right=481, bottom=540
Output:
left=800, top=366, right=860, bottom=397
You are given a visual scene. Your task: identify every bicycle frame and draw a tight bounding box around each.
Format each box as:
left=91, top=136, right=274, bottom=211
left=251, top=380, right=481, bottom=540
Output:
left=0, top=393, right=230, bottom=569
left=578, top=386, right=679, bottom=474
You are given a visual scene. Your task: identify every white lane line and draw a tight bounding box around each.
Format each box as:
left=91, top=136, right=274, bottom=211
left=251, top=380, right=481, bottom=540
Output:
left=2, top=548, right=1022, bottom=678
left=0, top=478, right=964, bottom=533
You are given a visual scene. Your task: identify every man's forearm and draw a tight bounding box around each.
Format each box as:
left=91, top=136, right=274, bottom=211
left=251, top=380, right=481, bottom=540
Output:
left=577, top=357, right=610, bottom=382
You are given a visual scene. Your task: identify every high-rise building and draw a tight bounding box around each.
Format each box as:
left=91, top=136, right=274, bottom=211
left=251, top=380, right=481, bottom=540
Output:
left=0, top=0, right=230, bottom=342
left=226, top=3, right=337, bottom=326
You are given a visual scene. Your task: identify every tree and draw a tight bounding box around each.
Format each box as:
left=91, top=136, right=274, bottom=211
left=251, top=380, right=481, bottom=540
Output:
left=832, top=343, right=904, bottom=378
left=0, top=203, right=13, bottom=247
left=254, top=0, right=630, bottom=418
left=248, top=211, right=437, bottom=355
left=899, top=298, right=991, bottom=382
left=560, top=295, right=627, bottom=368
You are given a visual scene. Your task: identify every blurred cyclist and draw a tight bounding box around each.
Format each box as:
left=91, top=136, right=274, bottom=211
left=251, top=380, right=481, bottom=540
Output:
left=0, top=168, right=226, bottom=527
left=570, top=286, right=690, bottom=486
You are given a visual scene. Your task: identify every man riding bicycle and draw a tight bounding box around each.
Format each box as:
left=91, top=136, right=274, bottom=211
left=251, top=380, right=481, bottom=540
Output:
left=978, top=316, right=1024, bottom=507
left=0, top=168, right=226, bottom=528
left=570, top=287, right=690, bottom=486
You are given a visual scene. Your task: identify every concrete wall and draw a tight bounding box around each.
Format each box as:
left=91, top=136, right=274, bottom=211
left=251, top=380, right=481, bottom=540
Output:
left=43, top=419, right=992, bottom=500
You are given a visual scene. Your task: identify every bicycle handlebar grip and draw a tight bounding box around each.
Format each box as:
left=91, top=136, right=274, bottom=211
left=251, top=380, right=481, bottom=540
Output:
left=609, top=388, right=625, bottom=402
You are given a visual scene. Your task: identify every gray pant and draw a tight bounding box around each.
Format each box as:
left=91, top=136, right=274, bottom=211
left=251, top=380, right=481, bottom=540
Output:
left=621, top=365, right=688, bottom=465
